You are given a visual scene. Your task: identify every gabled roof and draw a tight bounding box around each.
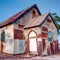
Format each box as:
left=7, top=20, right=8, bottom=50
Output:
left=24, top=13, right=58, bottom=32
left=0, top=4, right=58, bottom=32
left=24, top=14, right=48, bottom=28
left=0, top=4, right=41, bottom=28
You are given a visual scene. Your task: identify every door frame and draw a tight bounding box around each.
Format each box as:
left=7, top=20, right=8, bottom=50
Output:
left=28, top=30, right=38, bottom=53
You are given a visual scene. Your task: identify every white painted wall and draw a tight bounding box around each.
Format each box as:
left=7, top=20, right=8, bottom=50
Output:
left=0, top=24, right=14, bottom=54
left=3, top=39, right=14, bottom=54
left=38, top=38, right=42, bottom=41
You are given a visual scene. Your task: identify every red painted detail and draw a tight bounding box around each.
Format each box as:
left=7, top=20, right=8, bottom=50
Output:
left=14, top=29, right=25, bottom=39
left=42, top=39, right=46, bottom=51
left=41, top=32, right=48, bottom=38
left=50, top=42, right=54, bottom=54
left=37, top=34, right=41, bottom=38
left=41, top=26, right=48, bottom=31
left=53, top=40, right=58, bottom=53
left=37, top=33, right=48, bottom=38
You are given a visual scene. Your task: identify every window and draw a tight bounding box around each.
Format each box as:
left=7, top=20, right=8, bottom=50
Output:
left=32, top=9, right=36, bottom=18
left=47, top=19, right=51, bottom=22
left=48, top=31, right=52, bottom=38
left=1, top=31, right=5, bottom=42
left=41, top=26, right=48, bottom=31
left=48, top=31, right=52, bottom=42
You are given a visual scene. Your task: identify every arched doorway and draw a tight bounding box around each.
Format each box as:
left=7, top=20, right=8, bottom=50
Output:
left=28, top=30, right=37, bottom=52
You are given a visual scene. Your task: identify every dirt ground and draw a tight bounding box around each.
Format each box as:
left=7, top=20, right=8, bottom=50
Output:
left=0, top=52, right=60, bottom=60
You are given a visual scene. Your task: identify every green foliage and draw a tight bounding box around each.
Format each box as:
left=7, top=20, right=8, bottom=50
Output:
left=51, top=13, right=60, bottom=34
left=52, top=13, right=60, bottom=22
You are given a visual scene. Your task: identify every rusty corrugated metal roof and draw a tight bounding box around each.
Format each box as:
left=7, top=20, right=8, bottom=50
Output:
left=0, top=11, right=24, bottom=27
left=0, top=4, right=41, bottom=28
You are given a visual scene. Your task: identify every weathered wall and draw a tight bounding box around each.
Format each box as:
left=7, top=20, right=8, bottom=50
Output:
left=24, top=27, right=43, bottom=55
left=0, top=7, right=58, bottom=55
left=42, top=16, right=58, bottom=40
left=14, top=8, right=40, bottom=29
left=13, top=29, right=25, bottom=54
left=13, top=8, right=40, bottom=54
left=3, top=39, right=14, bottom=54
left=23, top=8, right=39, bottom=25
left=0, top=24, right=14, bottom=54
left=24, top=15, right=58, bottom=55
left=14, top=40, right=25, bottom=54
left=0, top=24, right=14, bottom=40
left=41, top=15, right=58, bottom=55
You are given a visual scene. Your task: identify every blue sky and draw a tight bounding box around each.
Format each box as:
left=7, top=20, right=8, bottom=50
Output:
left=0, top=0, right=60, bottom=43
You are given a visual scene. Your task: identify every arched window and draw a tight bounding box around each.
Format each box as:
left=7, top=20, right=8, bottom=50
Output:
left=47, top=19, right=51, bottom=22
left=32, top=9, right=36, bottom=18
left=48, top=31, right=52, bottom=42
left=1, top=31, right=5, bottom=42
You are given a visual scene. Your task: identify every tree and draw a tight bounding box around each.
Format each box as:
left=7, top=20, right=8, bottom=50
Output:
left=51, top=13, right=60, bottom=34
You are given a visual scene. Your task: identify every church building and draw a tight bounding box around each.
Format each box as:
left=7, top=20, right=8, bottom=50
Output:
left=0, top=4, right=58, bottom=56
